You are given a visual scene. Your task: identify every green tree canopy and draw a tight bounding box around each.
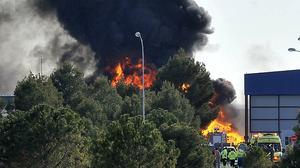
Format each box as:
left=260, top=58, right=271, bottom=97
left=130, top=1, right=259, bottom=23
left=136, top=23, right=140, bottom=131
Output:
left=155, top=49, right=213, bottom=108
left=147, top=108, right=178, bottom=127
left=160, top=123, right=214, bottom=168
left=280, top=112, right=300, bottom=168
left=121, top=94, right=142, bottom=117
left=69, top=92, right=107, bottom=127
left=244, top=146, right=273, bottom=168
left=0, top=105, right=91, bottom=168
left=51, top=63, right=87, bottom=105
left=0, top=98, right=5, bottom=110
left=121, top=90, right=157, bottom=118
left=154, top=49, right=214, bottom=128
left=50, top=63, right=108, bottom=127
left=92, top=115, right=180, bottom=168
left=14, top=73, right=63, bottom=111
left=116, top=81, right=140, bottom=98
left=295, top=112, right=300, bottom=135
left=152, top=81, right=195, bottom=125
left=196, top=103, right=218, bottom=128
left=280, top=148, right=300, bottom=168
left=122, top=82, right=196, bottom=127
left=0, top=98, right=5, bottom=117
left=90, top=76, right=123, bottom=121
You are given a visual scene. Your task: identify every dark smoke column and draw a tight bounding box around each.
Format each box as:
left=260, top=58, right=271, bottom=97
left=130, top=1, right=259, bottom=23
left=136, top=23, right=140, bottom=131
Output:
left=210, top=78, right=236, bottom=107
left=35, top=0, right=212, bottom=70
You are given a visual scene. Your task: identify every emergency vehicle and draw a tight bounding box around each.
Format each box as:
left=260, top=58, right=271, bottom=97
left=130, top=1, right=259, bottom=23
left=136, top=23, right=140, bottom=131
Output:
left=250, top=133, right=283, bottom=163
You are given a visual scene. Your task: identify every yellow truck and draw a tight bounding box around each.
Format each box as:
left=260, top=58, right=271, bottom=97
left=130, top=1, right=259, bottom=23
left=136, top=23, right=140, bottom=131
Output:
left=250, top=133, right=283, bottom=163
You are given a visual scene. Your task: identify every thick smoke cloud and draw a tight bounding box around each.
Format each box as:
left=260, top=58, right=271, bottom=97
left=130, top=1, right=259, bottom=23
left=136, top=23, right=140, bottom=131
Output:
left=212, top=78, right=236, bottom=105
left=35, top=0, right=212, bottom=69
left=0, top=0, right=95, bottom=95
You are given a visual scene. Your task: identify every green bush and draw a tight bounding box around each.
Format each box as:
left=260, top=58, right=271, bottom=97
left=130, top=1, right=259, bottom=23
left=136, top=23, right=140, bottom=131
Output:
left=244, top=146, right=273, bottom=168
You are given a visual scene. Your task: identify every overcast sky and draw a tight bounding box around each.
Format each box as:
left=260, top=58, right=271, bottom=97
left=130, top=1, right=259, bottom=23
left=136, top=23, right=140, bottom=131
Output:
left=194, top=0, right=300, bottom=105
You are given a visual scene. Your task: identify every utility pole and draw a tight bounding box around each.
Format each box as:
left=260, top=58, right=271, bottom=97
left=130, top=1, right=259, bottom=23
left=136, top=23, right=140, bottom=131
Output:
left=40, top=55, right=43, bottom=76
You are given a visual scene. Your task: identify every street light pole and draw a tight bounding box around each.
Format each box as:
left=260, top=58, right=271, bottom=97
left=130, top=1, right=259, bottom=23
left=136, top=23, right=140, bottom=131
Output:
left=135, top=32, right=145, bottom=122
left=288, top=48, right=300, bottom=52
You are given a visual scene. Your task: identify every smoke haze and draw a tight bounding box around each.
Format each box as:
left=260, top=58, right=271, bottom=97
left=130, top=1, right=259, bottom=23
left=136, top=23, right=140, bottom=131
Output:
left=0, top=0, right=95, bottom=94
left=223, top=104, right=245, bottom=135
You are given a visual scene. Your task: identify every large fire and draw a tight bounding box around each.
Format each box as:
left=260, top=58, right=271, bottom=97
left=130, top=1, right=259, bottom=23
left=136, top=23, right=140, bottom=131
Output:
left=108, top=57, right=157, bottom=89
left=201, top=108, right=244, bottom=145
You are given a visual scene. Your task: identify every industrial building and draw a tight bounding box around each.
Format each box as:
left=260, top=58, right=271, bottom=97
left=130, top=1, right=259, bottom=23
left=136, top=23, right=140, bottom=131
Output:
left=245, top=70, right=300, bottom=146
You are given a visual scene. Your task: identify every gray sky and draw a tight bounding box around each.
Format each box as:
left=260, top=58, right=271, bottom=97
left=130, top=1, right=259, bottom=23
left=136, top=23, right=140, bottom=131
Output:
left=195, top=0, right=300, bottom=105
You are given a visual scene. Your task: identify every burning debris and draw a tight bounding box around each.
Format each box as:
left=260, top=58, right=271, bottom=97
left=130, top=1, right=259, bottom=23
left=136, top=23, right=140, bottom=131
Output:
left=201, top=107, right=244, bottom=145
left=106, top=57, right=157, bottom=89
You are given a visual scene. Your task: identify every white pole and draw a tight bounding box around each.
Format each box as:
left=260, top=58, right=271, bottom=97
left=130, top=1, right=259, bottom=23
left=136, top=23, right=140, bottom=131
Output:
left=135, top=32, right=145, bottom=122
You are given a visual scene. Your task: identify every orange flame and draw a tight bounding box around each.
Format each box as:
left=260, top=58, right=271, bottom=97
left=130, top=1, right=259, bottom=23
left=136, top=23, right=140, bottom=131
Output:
left=201, top=108, right=244, bottom=145
left=181, top=83, right=191, bottom=93
left=109, top=57, right=157, bottom=89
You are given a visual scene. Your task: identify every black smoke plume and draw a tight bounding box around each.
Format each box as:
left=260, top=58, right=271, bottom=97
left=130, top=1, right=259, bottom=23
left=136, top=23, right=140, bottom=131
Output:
left=212, top=78, right=236, bottom=106
left=34, top=0, right=212, bottom=70
left=209, top=79, right=243, bottom=135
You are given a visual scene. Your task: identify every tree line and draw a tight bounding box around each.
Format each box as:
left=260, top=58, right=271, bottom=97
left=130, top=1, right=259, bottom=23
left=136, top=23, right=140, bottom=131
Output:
left=0, top=50, right=217, bottom=168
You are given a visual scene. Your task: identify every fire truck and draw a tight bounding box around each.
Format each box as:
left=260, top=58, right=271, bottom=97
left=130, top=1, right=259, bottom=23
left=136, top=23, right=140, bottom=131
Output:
left=208, top=132, right=230, bottom=149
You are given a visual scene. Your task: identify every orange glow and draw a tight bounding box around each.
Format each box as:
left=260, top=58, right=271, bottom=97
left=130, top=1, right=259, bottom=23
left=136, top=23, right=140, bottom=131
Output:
left=273, top=156, right=279, bottom=161
left=181, top=83, right=190, bottom=93
left=108, top=57, right=157, bottom=89
left=201, top=108, right=244, bottom=145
